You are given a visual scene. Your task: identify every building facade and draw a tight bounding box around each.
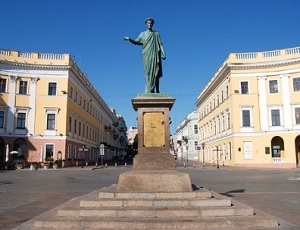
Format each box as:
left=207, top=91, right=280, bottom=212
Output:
left=196, top=46, right=300, bottom=168
left=0, top=48, right=127, bottom=168
left=175, top=111, right=199, bottom=162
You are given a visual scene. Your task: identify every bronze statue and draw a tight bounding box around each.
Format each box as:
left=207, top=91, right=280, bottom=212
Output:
left=124, top=18, right=166, bottom=93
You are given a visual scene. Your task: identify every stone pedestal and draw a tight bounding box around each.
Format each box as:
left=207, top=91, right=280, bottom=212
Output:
left=117, top=94, right=192, bottom=192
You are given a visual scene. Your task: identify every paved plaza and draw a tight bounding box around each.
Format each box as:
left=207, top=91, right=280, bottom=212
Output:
left=0, top=163, right=299, bottom=229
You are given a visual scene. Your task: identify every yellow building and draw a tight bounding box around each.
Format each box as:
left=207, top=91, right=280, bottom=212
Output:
left=196, top=46, right=300, bottom=168
left=0, top=48, right=127, bottom=168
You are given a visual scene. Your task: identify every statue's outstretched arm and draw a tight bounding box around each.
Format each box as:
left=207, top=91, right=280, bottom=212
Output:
left=123, top=36, right=141, bottom=45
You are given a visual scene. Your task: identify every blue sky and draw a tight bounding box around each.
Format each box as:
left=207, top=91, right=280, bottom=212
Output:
left=1, top=0, right=300, bottom=133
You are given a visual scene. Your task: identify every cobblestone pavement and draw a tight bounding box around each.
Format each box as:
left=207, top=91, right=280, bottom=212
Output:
left=0, top=163, right=299, bottom=229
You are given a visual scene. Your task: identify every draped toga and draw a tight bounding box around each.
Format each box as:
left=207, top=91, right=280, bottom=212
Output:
left=136, top=31, right=163, bottom=93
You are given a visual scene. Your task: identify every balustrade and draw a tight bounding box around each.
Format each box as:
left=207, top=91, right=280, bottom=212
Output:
left=38, top=53, right=64, bottom=60
left=262, top=50, right=281, bottom=58
left=18, top=52, right=32, bottom=58
left=0, top=49, right=12, bottom=56
left=285, top=47, right=300, bottom=55
left=235, top=53, right=257, bottom=59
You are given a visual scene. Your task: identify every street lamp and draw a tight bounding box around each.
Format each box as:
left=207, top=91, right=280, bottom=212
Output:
left=215, top=146, right=220, bottom=169
left=99, top=144, right=105, bottom=167
left=201, top=142, right=205, bottom=167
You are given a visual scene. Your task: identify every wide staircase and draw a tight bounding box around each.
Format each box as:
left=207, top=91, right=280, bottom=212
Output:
left=17, top=184, right=279, bottom=229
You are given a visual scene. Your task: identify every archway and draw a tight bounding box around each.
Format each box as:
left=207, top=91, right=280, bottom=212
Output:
left=271, top=136, right=284, bottom=158
left=295, top=135, right=300, bottom=167
left=13, top=138, right=27, bottom=156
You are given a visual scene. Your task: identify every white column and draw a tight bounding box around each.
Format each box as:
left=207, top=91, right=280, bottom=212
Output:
left=7, top=75, right=17, bottom=133
left=281, top=74, right=291, bottom=129
left=28, top=77, right=38, bottom=134
left=258, top=76, right=268, bottom=131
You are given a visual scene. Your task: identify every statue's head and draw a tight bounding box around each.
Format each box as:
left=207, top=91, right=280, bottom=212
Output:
left=145, top=17, right=155, bottom=25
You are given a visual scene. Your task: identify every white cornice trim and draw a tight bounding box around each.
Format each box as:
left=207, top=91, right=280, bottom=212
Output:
left=228, top=58, right=300, bottom=69
left=0, top=60, right=69, bottom=70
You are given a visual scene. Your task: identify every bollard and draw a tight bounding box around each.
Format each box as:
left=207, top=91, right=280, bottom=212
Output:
left=203, top=162, right=206, bottom=167
left=105, top=163, right=108, bottom=168
left=115, top=163, right=117, bottom=167
left=125, top=162, right=127, bottom=167
left=193, top=163, right=196, bottom=168
left=95, top=162, right=98, bottom=167
left=213, top=162, right=215, bottom=167
left=183, top=162, right=186, bottom=167
left=86, top=162, right=88, bottom=167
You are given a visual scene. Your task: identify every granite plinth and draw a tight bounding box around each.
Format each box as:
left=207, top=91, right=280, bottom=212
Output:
left=133, top=152, right=175, bottom=170
left=117, top=170, right=193, bottom=192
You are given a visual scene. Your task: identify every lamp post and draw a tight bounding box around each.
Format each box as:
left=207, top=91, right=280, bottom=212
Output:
left=201, top=142, right=205, bottom=166
left=100, top=144, right=104, bottom=167
left=213, top=146, right=221, bottom=169
left=186, top=145, right=189, bottom=163
left=216, top=146, right=219, bottom=168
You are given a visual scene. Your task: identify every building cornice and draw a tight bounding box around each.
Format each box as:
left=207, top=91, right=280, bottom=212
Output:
left=228, top=57, right=300, bottom=70
left=0, top=60, right=69, bottom=70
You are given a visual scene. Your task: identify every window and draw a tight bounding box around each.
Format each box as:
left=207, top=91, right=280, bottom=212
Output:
left=69, top=116, right=72, bottom=132
left=227, top=111, right=231, bottom=129
left=79, top=96, right=82, bottom=106
left=295, top=108, right=300, bottom=125
left=269, top=80, right=278, bottom=93
left=19, top=81, right=28, bottom=94
left=17, top=113, right=26, bottom=129
left=46, top=114, right=56, bottom=130
left=228, top=142, right=232, bottom=160
left=241, top=81, right=249, bottom=94
left=68, top=145, right=71, bottom=159
left=194, top=141, right=198, bottom=151
left=214, top=120, right=217, bottom=135
left=242, top=109, right=251, bottom=127
left=79, top=121, right=82, bottom=135
left=0, top=111, right=4, bottom=128
left=244, top=141, right=253, bottom=160
left=45, top=144, right=54, bottom=160
left=271, top=109, right=281, bottom=126
left=48, top=82, right=57, bottom=95
left=226, top=85, right=229, bottom=99
left=222, top=114, right=225, bottom=131
left=194, top=125, right=198, bottom=134
left=221, top=90, right=224, bottom=103
left=74, top=119, right=77, bottom=134
left=69, top=86, right=73, bottom=99
left=293, top=77, right=300, bottom=91
left=0, top=79, right=6, bottom=92
left=75, top=91, right=78, bottom=102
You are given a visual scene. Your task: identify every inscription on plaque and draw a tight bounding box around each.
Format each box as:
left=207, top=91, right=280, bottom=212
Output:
left=143, top=112, right=165, bottom=147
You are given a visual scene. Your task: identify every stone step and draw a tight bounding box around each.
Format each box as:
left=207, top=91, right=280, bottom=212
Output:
left=58, top=205, right=253, bottom=218
left=80, top=197, right=232, bottom=208
left=13, top=185, right=279, bottom=230
left=99, top=189, right=212, bottom=199
left=33, top=215, right=279, bottom=229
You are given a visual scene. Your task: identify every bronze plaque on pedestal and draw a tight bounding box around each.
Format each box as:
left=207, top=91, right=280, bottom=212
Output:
left=143, top=112, right=165, bottom=147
